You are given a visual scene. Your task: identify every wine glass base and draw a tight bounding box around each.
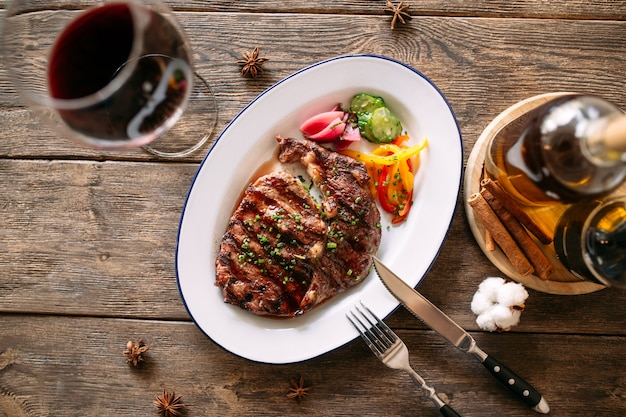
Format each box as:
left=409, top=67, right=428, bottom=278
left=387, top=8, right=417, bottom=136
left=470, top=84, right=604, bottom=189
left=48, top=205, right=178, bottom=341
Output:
left=142, top=72, right=218, bottom=158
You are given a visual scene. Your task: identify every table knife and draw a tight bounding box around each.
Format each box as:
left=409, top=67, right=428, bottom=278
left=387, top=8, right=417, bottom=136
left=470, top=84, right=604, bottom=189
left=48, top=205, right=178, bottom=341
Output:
left=372, top=257, right=550, bottom=414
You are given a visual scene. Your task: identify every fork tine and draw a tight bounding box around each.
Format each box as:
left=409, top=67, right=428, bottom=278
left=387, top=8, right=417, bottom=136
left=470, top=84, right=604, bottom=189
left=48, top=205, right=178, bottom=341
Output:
left=358, top=302, right=398, bottom=345
left=347, top=311, right=383, bottom=357
left=347, top=302, right=398, bottom=356
left=353, top=304, right=393, bottom=351
left=347, top=309, right=388, bottom=355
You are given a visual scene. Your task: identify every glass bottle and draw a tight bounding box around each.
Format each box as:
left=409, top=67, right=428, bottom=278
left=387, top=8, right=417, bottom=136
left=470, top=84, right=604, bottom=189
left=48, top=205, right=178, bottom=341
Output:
left=554, top=196, right=626, bottom=289
left=485, top=94, right=626, bottom=206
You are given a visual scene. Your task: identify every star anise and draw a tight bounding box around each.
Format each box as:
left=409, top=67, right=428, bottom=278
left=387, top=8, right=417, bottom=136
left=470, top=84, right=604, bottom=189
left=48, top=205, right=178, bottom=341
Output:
left=287, top=375, right=311, bottom=403
left=384, top=0, right=412, bottom=29
left=237, top=46, right=269, bottom=78
left=123, top=339, right=149, bottom=366
left=153, top=390, right=184, bottom=417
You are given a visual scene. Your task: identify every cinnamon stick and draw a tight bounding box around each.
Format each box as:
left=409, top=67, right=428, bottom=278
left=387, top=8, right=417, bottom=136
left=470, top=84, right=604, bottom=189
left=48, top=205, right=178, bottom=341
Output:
left=481, top=178, right=553, bottom=244
left=481, top=188, right=553, bottom=280
left=468, top=192, right=534, bottom=277
left=485, top=229, right=496, bottom=251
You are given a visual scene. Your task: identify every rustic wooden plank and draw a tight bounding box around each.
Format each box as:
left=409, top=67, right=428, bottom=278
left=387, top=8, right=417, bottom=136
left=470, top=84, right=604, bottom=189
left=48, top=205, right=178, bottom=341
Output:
left=0, top=159, right=195, bottom=319
left=1, top=0, right=624, bottom=19
left=0, top=14, right=624, bottom=161
left=188, top=0, right=626, bottom=20
left=2, top=158, right=626, bottom=333
left=0, top=314, right=624, bottom=416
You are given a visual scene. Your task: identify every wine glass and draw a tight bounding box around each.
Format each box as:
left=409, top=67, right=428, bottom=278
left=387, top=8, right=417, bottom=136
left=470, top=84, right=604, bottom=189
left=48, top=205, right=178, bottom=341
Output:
left=1, top=0, right=217, bottom=157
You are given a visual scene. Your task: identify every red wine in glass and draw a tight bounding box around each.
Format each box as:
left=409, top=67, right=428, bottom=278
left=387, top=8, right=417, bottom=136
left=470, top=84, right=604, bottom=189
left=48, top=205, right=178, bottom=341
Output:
left=47, top=2, right=193, bottom=147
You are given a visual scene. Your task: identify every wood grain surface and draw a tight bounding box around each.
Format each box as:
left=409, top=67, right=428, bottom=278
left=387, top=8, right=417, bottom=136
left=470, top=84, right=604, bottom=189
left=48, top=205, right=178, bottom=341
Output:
left=1, top=1, right=625, bottom=416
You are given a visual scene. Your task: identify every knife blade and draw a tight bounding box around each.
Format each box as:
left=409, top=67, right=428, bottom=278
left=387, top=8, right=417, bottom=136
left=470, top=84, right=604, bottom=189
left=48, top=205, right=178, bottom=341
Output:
left=373, top=257, right=550, bottom=414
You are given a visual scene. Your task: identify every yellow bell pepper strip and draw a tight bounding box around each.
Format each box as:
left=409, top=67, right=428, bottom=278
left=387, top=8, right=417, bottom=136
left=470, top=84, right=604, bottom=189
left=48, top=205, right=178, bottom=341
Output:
left=366, top=164, right=380, bottom=198
left=387, top=161, right=402, bottom=204
left=341, top=137, right=427, bottom=224
left=373, top=144, right=402, bottom=156
left=342, top=139, right=427, bottom=167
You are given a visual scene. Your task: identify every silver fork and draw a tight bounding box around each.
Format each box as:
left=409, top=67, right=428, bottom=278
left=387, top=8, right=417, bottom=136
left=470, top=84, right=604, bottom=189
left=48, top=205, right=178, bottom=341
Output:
left=347, top=302, right=462, bottom=417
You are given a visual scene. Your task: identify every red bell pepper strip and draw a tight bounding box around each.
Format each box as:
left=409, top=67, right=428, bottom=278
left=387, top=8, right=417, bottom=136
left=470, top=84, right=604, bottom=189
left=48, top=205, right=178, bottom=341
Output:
left=376, top=165, right=396, bottom=214
left=391, top=189, right=413, bottom=224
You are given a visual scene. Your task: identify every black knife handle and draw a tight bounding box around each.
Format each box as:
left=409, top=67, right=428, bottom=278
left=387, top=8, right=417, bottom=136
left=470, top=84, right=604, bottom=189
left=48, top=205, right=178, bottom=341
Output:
left=482, top=355, right=546, bottom=411
left=439, top=404, right=462, bottom=417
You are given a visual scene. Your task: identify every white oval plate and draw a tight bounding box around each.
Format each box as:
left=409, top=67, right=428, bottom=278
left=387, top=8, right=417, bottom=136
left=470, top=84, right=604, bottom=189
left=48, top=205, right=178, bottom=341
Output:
left=176, top=55, right=463, bottom=364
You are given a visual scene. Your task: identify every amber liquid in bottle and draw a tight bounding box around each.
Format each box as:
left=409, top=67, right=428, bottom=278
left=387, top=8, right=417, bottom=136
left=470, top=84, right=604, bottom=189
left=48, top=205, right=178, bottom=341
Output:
left=554, top=198, right=626, bottom=288
left=486, top=95, right=626, bottom=206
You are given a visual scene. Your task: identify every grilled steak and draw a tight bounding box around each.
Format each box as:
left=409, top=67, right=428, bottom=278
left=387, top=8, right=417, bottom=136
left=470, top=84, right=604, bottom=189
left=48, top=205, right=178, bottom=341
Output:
left=215, top=136, right=381, bottom=317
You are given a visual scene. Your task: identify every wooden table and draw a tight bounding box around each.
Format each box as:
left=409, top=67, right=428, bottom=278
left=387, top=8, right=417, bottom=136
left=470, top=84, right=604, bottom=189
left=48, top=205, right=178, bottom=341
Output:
left=1, top=1, right=625, bottom=416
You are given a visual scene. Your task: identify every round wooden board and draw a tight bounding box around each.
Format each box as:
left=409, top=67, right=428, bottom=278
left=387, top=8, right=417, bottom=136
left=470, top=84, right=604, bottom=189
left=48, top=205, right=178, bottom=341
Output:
left=464, top=92, right=608, bottom=295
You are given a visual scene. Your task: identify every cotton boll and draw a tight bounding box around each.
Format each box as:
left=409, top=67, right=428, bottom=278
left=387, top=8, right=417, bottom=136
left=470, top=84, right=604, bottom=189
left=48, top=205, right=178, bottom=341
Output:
left=471, top=277, right=529, bottom=332
left=497, top=282, right=529, bottom=308
left=475, top=313, right=498, bottom=332
left=497, top=309, right=522, bottom=330
left=477, top=277, right=506, bottom=301
left=490, top=304, right=522, bottom=330
left=489, top=304, right=513, bottom=323
left=470, top=291, right=494, bottom=315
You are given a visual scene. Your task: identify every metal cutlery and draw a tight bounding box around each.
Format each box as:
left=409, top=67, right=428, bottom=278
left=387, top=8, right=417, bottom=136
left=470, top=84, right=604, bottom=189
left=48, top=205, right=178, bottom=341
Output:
left=347, top=302, right=462, bottom=417
left=372, top=256, right=550, bottom=414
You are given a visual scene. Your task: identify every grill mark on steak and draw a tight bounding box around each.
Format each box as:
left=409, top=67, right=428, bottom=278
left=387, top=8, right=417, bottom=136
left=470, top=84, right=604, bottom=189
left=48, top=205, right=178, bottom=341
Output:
left=277, top=136, right=382, bottom=292
left=216, top=171, right=326, bottom=315
left=215, top=136, right=382, bottom=317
